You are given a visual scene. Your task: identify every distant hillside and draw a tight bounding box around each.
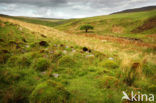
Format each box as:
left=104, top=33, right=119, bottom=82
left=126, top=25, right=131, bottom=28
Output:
left=112, top=6, right=156, bottom=14
left=1, top=6, right=156, bottom=43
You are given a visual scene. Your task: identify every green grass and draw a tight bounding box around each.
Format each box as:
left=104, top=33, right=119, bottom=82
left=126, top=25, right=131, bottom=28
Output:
left=0, top=10, right=156, bottom=103
left=7, top=10, right=156, bottom=43
left=55, top=10, right=156, bottom=43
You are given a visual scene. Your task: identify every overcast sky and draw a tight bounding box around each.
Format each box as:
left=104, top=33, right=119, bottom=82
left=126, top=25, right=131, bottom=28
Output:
left=0, top=0, right=156, bottom=18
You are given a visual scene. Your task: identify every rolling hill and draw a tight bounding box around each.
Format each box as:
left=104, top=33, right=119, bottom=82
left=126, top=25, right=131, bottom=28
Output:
left=0, top=6, right=156, bottom=103
left=3, top=7, right=156, bottom=44
left=112, top=5, right=156, bottom=14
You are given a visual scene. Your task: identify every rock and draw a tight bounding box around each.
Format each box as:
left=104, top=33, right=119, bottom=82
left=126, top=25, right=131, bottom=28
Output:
left=60, top=44, right=64, bottom=47
left=72, top=49, right=76, bottom=53
left=88, top=49, right=91, bottom=53
left=53, top=44, right=57, bottom=47
left=83, top=47, right=88, bottom=52
left=52, top=73, right=59, bottom=78
left=65, top=46, right=69, bottom=48
left=63, top=50, right=67, bottom=54
left=86, top=54, right=95, bottom=58
left=82, top=47, right=91, bottom=53
left=109, top=57, right=114, bottom=60
left=49, top=51, right=54, bottom=54
left=25, top=45, right=30, bottom=48
left=19, top=27, right=23, bottom=31
left=39, top=41, right=49, bottom=47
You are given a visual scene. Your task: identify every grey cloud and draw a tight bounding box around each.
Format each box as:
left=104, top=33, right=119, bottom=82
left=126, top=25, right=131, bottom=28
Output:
left=0, top=0, right=156, bottom=18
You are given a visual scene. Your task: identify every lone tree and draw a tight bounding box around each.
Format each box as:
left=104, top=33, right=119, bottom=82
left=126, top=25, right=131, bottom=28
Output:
left=80, top=24, right=94, bottom=33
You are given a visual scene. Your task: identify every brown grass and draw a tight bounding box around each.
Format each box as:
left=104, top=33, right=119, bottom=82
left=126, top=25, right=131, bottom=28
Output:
left=0, top=16, right=155, bottom=64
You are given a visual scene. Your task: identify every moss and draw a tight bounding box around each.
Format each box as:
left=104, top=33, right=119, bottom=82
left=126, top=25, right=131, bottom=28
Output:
left=98, top=75, right=119, bottom=89
left=100, top=60, right=119, bottom=69
left=58, top=55, right=78, bottom=68
left=7, top=53, right=35, bottom=68
left=30, top=80, right=70, bottom=103
left=7, top=55, right=19, bottom=66
left=17, top=53, right=33, bottom=67
left=32, top=58, right=50, bottom=71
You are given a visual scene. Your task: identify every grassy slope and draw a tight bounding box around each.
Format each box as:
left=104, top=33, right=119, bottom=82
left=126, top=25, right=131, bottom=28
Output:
left=55, top=10, right=156, bottom=43
left=8, top=10, right=156, bottom=43
left=0, top=11, right=156, bottom=103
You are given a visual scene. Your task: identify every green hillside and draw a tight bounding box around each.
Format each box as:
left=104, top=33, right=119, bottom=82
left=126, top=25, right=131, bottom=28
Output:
left=0, top=9, right=156, bottom=103
left=55, top=10, right=156, bottom=43
left=8, top=10, right=156, bottom=43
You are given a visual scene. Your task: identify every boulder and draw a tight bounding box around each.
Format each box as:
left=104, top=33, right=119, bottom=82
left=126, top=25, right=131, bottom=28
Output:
left=83, top=47, right=88, bottom=52
left=39, top=41, right=49, bottom=47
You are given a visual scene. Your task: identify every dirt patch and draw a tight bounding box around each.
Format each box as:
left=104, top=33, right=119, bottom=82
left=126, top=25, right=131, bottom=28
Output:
left=132, top=16, right=156, bottom=33
left=112, top=25, right=124, bottom=33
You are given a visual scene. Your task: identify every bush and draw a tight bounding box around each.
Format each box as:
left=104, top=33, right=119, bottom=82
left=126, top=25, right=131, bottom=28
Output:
left=30, top=80, right=70, bottom=103
left=33, top=58, right=50, bottom=71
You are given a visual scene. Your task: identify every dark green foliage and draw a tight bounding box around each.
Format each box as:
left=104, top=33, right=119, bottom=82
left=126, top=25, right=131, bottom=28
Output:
left=33, top=58, right=50, bottom=71
left=80, top=24, right=94, bottom=32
